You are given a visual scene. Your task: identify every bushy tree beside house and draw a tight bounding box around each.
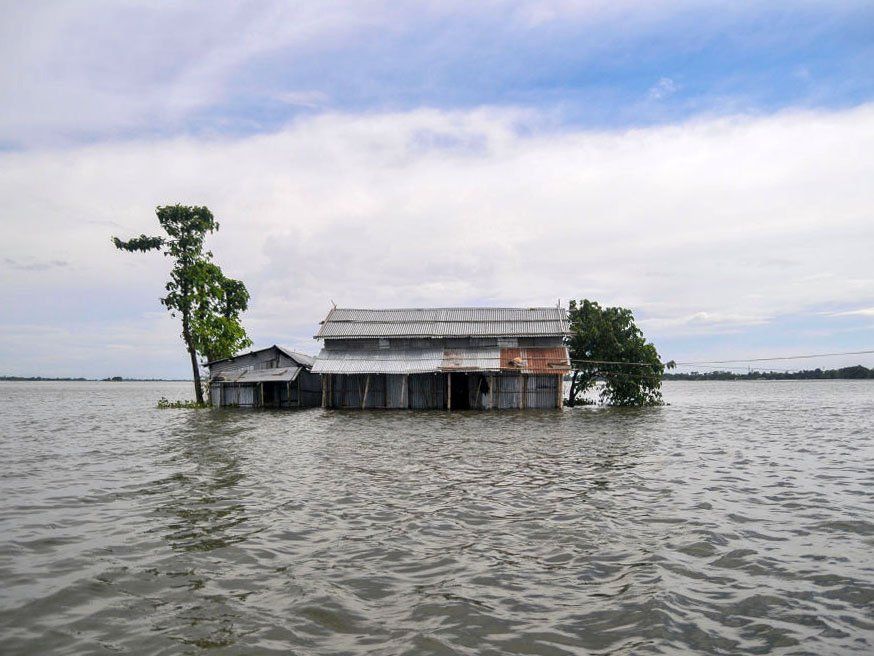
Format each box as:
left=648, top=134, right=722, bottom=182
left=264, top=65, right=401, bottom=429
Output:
left=565, top=299, right=666, bottom=406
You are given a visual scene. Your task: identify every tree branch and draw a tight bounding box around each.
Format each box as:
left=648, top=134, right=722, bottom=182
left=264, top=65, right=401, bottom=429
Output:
left=112, top=235, right=164, bottom=252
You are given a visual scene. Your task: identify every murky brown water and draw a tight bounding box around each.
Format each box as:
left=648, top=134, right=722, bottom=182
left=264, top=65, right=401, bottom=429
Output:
left=1, top=380, right=873, bottom=655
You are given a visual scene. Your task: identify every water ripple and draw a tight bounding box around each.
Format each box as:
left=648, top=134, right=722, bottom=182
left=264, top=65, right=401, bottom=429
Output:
left=1, top=381, right=873, bottom=654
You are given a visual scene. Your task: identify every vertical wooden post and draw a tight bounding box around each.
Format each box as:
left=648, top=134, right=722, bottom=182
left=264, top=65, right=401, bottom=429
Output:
left=403, top=374, right=409, bottom=409
left=259, top=382, right=264, bottom=408
left=556, top=374, right=563, bottom=408
left=447, top=372, right=452, bottom=410
left=521, top=375, right=527, bottom=409
left=321, top=374, right=328, bottom=408
left=490, top=375, right=495, bottom=410
left=297, top=375, right=302, bottom=407
left=362, top=374, right=370, bottom=409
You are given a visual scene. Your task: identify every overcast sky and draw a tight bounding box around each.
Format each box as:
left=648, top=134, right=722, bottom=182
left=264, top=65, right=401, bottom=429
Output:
left=1, top=0, right=873, bottom=378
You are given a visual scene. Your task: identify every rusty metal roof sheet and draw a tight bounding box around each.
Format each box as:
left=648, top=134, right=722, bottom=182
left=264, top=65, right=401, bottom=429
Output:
left=315, top=307, right=570, bottom=339
left=500, top=347, right=571, bottom=374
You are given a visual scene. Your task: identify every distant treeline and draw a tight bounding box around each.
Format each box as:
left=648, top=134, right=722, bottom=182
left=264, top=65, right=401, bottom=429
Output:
left=1, top=376, right=89, bottom=381
left=664, top=365, right=874, bottom=381
left=1, top=376, right=187, bottom=382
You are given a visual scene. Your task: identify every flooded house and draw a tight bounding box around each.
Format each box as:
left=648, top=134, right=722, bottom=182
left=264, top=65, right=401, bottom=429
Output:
left=205, top=345, right=322, bottom=408
left=311, top=307, right=571, bottom=409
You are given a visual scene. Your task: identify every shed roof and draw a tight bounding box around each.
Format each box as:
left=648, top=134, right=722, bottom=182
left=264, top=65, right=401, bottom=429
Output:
left=311, top=346, right=570, bottom=375
left=277, top=347, right=314, bottom=367
left=204, top=345, right=314, bottom=368
left=212, top=367, right=301, bottom=383
left=315, top=307, right=570, bottom=339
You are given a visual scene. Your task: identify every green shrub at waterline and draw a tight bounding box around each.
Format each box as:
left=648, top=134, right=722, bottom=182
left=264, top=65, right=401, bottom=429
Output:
left=157, top=397, right=210, bottom=409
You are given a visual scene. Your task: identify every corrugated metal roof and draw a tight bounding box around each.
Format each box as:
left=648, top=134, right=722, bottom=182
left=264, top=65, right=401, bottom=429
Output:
left=441, top=347, right=501, bottom=371
left=312, top=346, right=570, bottom=375
left=276, top=347, right=314, bottom=367
left=315, top=307, right=569, bottom=339
left=311, top=348, right=444, bottom=374
left=213, top=367, right=301, bottom=383
left=205, top=345, right=315, bottom=368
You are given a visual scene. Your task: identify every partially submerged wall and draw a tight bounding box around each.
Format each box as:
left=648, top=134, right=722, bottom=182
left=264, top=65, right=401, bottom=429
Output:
left=322, top=373, right=562, bottom=410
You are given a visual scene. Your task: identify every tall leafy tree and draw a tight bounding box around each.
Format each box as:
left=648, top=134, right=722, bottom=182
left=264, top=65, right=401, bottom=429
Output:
left=190, top=260, right=252, bottom=364
left=565, top=299, right=666, bottom=406
left=112, top=205, right=251, bottom=403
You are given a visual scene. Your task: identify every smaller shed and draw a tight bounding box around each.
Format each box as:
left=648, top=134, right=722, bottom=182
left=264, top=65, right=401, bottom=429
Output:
left=205, top=345, right=321, bottom=408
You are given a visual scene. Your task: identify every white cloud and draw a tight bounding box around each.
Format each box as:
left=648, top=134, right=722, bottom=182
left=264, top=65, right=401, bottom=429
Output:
left=0, top=1, right=380, bottom=144
left=1, top=103, right=872, bottom=375
left=272, top=90, right=330, bottom=108
left=0, top=0, right=837, bottom=145
left=648, top=77, right=679, bottom=101
left=829, top=307, right=874, bottom=318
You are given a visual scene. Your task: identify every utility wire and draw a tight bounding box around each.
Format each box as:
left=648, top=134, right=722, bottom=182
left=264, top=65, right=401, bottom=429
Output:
left=568, top=348, right=874, bottom=369
left=569, top=359, right=663, bottom=367
left=675, top=349, right=874, bottom=365
left=671, top=363, right=798, bottom=373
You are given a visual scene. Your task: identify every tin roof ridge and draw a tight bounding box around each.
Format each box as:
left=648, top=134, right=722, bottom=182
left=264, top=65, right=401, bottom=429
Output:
left=331, top=306, right=564, bottom=311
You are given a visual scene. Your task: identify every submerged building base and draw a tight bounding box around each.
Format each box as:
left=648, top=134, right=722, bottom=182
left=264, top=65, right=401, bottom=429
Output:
left=211, top=379, right=322, bottom=408
left=320, top=372, right=563, bottom=410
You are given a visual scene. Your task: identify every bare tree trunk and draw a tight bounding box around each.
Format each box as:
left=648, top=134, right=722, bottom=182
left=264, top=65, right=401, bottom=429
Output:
left=567, top=370, right=579, bottom=407
left=182, top=312, right=204, bottom=404
left=188, top=345, right=203, bottom=404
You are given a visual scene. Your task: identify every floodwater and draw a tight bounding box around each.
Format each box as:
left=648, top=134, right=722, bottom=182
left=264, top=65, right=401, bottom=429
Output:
left=1, top=381, right=873, bottom=655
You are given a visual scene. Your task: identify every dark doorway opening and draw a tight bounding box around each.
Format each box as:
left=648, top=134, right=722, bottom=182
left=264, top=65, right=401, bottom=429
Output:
left=262, top=382, right=283, bottom=408
left=450, top=373, right=470, bottom=410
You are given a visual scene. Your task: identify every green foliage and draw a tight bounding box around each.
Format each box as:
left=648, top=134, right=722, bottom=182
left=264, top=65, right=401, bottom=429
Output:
left=113, top=205, right=251, bottom=403
left=112, top=235, right=164, bottom=252
left=565, top=299, right=664, bottom=406
left=190, top=261, right=253, bottom=363
left=157, top=396, right=210, bottom=409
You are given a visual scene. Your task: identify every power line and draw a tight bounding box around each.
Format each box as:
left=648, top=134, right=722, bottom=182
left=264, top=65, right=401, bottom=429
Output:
left=569, top=348, right=874, bottom=369
left=569, top=358, right=796, bottom=371
left=672, top=363, right=798, bottom=373
left=569, top=358, right=662, bottom=367
left=675, top=349, right=874, bottom=365
left=568, top=362, right=797, bottom=375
